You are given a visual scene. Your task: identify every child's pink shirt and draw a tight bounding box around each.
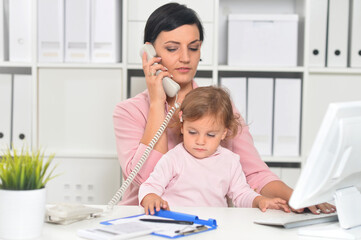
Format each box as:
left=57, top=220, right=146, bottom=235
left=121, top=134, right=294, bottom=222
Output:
left=113, top=82, right=279, bottom=205
left=139, top=143, right=260, bottom=207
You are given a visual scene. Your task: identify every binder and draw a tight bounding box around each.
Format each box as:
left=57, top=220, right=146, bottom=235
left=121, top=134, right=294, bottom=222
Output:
left=0, top=74, right=12, bottom=151
left=9, top=0, right=31, bottom=62
left=65, top=0, right=90, bottom=62
left=308, top=0, right=328, bottom=67
left=91, top=0, right=121, bottom=63
left=0, top=0, right=9, bottom=61
left=38, top=0, right=64, bottom=62
left=273, top=78, right=301, bottom=157
left=220, top=77, right=247, bottom=122
left=130, top=76, right=146, bottom=98
left=12, top=74, right=32, bottom=150
left=194, top=77, right=213, bottom=87
left=127, top=21, right=146, bottom=64
left=247, top=78, right=274, bottom=156
left=99, top=209, right=217, bottom=239
left=350, top=0, right=361, bottom=68
left=327, top=0, right=350, bottom=68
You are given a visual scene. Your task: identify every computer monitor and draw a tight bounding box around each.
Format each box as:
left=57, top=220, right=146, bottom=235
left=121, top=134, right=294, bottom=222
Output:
left=289, top=101, right=361, bottom=238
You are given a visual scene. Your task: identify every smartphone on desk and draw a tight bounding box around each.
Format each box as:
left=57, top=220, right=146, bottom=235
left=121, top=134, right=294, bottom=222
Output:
left=140, top=44, right=180, bottom=98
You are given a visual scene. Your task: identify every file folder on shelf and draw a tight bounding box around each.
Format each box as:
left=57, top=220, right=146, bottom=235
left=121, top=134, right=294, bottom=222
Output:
left=99, top=209, right=217, bottom=239
left=221, top=77, right=247, bottom=122
left=327, top=0, right=350, bottom=68
left=38, top=0, right=64, bottom=62
left=194, top=77, right=213, bottom=87
left=12, top=74, right=32, bottom=150
left=350, top=0, right=361, bottom=68
left=308, top=0, right=328, bottom=67
left=65, top=0, right=90, bottom=62
left=247, top=78, right=274, bottom=156
left=0, top=0, right=9, bottom=61
left=9, top=0, right=31, bottom=62
left=0, top=74, right=12, bottom=151
left=91, top=0, right=121, bottom=63
left=273, top=78, right=301, bottom=157
left=130, top=76, right=146, bottom=98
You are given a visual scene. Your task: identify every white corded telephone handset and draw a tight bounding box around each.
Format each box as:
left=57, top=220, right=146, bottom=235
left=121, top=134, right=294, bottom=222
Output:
left=140, top=44, right=180, bottom=98
left=106, top=44, right=181, bottom=210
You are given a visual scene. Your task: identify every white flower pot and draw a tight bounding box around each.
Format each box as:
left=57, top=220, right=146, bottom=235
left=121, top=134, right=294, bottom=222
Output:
left=0, top=188, right=46, bottom=240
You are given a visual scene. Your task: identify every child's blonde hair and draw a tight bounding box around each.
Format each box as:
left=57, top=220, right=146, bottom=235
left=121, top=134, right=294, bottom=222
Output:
left=179, top=86, right=241, bottom=139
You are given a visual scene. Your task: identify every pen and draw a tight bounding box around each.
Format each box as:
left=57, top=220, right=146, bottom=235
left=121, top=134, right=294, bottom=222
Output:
left=139, top=218, right=194, bottom=225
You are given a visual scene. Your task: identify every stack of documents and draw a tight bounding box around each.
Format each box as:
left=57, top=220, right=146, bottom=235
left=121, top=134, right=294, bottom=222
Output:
left=78, top=210, right=217, bottom=239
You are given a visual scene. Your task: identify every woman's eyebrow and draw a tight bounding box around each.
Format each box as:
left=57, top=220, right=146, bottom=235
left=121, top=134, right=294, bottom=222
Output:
left=164, top=39, right=201, bottom=45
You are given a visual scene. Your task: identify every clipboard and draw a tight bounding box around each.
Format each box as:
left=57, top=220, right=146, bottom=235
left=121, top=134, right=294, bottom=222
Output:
left=100, top=209, right=217, bottom=239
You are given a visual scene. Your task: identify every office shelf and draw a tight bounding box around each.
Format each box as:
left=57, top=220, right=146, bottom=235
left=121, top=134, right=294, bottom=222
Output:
left=2, top=0, right=361, bottom=197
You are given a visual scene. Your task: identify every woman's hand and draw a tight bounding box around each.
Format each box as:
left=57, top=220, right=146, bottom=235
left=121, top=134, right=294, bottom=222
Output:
left=254, top=196, right=291, bottom=212
left=142, top=49, right=172, bottom=104
left=141, top=193, right=170, bottom=215
left=291, top=202, right=336, bottom=214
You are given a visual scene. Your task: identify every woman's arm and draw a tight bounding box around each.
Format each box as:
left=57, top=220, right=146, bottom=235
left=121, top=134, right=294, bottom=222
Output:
left=140, top=51, right=173, bottom=154
left=260, top=180, right=336, bottom=214
left=113, top=97, right=165, bottom=187
left=227, top=122, right=280, bottom=193
left=260, top=180, right=293, bottom=200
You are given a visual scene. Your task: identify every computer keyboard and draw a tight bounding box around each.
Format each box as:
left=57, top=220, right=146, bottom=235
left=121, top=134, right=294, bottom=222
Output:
left=254, top=211, right=338, bottom=229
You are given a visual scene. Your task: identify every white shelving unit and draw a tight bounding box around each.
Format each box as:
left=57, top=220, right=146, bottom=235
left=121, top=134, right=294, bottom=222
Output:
left=1, top=0, right=361, bottom=200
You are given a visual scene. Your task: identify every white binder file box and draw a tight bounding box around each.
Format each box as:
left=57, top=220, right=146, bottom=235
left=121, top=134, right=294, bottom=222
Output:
left=273, top=78, right=301, bottom=157
left=194, top=77, right=213, bottom=87
left=38, top=0, right=64, bottom=62
left=0, top=74, right=12, bottom=151
left=327, top=0, right=349, bottom=68
left=247, top=78, right=274, bottom=156
left=130, top=76, right=146, bottom=98
left=0, top=0, right=9, bottom=61
left=9, top=0, right=31, bottom=62
left=12, top=74, right=32, bottom=150
left=221, top=77, right=247, bottom=122
left=308, top=0, right=328, bottom=67
left=228, top=14, right=298, bottom=67
left=127, top=21, right=146, bottom=64
left=350, top=0, right=361, bottom=68
left=91, top=0, right=121, bottom=63
left=65, top=0, right=90, bottom=62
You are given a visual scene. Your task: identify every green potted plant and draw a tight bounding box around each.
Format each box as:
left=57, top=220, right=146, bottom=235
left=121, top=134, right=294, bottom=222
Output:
left=0, top=148, right=57, bottom=240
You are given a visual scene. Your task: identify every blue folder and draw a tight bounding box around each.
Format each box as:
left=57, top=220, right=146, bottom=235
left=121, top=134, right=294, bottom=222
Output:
left=100, top=209, right=217, bottom=238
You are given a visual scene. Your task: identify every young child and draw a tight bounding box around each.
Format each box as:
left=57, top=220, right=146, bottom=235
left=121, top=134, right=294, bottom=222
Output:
left=139, top=86, right=290, bottom=215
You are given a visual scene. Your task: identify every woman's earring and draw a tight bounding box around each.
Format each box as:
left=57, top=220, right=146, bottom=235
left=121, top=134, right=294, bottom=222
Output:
left=179, top=111, right=183, bottom=123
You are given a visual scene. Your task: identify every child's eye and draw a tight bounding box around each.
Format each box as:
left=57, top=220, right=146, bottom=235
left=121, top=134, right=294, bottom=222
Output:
left=188, top=130, right=197, bottom=135
left=207, top=133, right=216, bottom=137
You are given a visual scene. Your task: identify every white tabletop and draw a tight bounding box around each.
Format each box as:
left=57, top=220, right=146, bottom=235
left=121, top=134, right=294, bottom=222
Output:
left=41, top=205, right=326, bottom=240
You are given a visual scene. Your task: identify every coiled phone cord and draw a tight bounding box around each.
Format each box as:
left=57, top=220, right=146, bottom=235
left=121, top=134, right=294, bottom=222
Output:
left=106, top=99, right=180, bottom=211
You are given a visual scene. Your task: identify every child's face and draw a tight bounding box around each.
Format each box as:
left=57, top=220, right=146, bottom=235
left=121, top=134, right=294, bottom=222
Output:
left=181, top=114, right=227, bottom=159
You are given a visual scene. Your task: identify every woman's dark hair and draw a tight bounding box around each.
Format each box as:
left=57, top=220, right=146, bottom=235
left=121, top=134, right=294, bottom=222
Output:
left=144, top=3, right=204, bottom=44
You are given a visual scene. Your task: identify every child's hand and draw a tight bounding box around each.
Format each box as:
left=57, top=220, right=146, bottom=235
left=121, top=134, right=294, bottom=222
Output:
left=141, top=193, right=170, bottom=215
left=254, top=196, right=291, bottom=213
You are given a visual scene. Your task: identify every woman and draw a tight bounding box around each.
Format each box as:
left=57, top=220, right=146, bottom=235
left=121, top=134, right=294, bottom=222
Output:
left=113, top=2, right=334, bottom=214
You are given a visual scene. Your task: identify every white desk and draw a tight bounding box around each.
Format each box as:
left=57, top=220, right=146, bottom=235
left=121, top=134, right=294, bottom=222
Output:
left=41, top=206, right=323, bottom=240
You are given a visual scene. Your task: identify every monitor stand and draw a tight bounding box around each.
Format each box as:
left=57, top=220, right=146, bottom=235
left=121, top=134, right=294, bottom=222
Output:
left=298, top=187, right=361, bottom=239
left=298, top=222, right=361, bottom=239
